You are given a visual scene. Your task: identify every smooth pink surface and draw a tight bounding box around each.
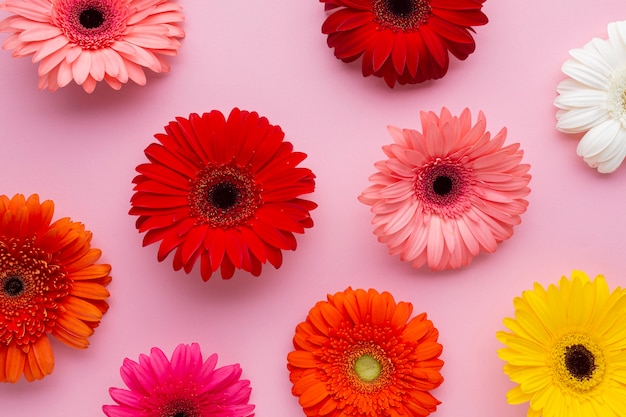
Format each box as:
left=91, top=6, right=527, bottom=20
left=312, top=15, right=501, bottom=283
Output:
left=0, top=0, right=625, bottom=416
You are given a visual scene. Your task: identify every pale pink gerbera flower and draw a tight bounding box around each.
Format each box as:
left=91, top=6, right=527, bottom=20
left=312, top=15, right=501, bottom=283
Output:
left=103, top=343, right=255, bottom=417
left=359, top=108, right=531, bottom=271
left=0, top=0, right=184, bottom=93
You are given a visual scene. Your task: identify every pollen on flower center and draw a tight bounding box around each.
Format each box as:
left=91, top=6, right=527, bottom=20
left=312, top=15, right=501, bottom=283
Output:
left=551, top=334, right=606, bottom=394
left=0, top=236, right=70, bottom=345
left=189, top=163, right=262, bottom=228
left=414, top=158, right=474, bottom=218
left=607, top=67, right=626, bottom=128
left=160, top=399, right=199, bottom=417
left=373, top=0, right=432, bottom=31
left=52, top=0, right=128, bottom=49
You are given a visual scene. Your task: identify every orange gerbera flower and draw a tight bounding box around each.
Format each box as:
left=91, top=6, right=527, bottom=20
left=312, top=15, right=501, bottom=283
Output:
left=287, top=288, right=444, bottom=417
left=0, top=194, right=111, bottom=383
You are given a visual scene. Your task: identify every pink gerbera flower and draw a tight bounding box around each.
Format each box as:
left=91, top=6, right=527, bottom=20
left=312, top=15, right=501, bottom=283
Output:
left=103, top=343, right=255, bottom=417
left=0, top=0, right=184, bottom=92
left=359, top=108, right=531, bottom=271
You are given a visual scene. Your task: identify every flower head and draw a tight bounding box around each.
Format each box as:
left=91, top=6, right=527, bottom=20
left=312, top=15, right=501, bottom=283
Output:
left=0, top=193, right=111, bottom=383
left=497, top=271, right=626, bottom=417
left=287, top=287, right=444, bottom=417
left=555, top=20, right=626, bottom=173
left=320, top=0, right=488, bottom=87
left=103, top=343, right=255, bottom=417
left=359, top=107, right=531, bottom=271
left=0, top=0, right=184, bottom=92
left=129, top=108, right=317, bottom=281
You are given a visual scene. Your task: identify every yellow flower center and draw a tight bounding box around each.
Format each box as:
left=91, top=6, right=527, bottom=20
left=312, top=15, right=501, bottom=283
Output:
left=345, top=342, right=393, bottom=394
left=354, top=354, right=382, bottom=382
left=551, top=334, right=606, bottom=394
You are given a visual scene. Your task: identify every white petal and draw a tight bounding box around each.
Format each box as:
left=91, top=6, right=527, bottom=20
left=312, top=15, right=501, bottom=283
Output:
left=593, top=127, right=626, bottom=173
left=556, top=107, right=610, bottom=133
left=562, top=59, right=610, bottom=89
left=554, top=88, right=607, bottom=109
left=576, top=119, right=622, bottom=159
left=569, top=47, right=613, bottom=77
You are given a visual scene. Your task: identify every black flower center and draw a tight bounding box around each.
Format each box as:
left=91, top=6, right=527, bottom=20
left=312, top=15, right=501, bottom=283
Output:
left=387, top=0, right=413, bottom=16
left=2, top=275, right=24, bottom=297
left=189, top=164, right=262, bottom=228
left=373, top=0, right=431, bottom=30
left=79, top=8, right=104, bottom=29
left=432, top=176, right=453, bottom=196
left=208, top=182, right=241, bottom=210
left=172, top=413, right=187, bottom=417
left=565, top=344, right=596, bottom=380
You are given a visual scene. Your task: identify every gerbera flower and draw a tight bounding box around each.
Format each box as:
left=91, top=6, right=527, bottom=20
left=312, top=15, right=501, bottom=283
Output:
left=0, top=193, right=111, bottom=383
left=287, top=287, right=444, bottom=417
left=319, top=0, right=488, bottom=88
left=358, top=107, right=531, bottom=271
left=129, top=108, right=317, bottom=281
left=103, top=343, right=255, bottom=417
left=497, top=271, right=626, bottom=417
left=554, top=20, right=626, bottom=173
left=0, top=0, right=184, bottom=93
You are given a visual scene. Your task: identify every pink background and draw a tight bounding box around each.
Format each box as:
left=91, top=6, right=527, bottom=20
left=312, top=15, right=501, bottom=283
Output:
left=1, top=0, right=626, bottom=415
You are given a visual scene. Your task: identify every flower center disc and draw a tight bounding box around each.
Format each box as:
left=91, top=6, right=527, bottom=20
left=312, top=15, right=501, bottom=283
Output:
left=52, top=0, right=128, bottom=49
left=552, top=334, right=606, bottom=394
left=160, top=399, right=199, bottom=417
left=373, top=0, right=432, bottom=31
left=189, top=164, right=261, bottom=228
left=415, top=158, right=473, bottom=218
left=565, top=344, right=596, bottom=380
left=354, top=354, right=382, bottom=382
left=2, top=275, right=25, bottom=297
left=208, top=182, right=241, bottom=210
left=79, top=8, right=104, bottom=29
left=432, top=175, right=453, bottom=196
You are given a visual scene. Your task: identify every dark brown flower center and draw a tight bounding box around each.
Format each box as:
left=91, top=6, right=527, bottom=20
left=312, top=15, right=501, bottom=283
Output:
left=565, top=344, right=596, bottom=380
left=189, top=164, right=261, bottom=228
left=2, top=275, right=24, bottom=297
left=432, top=175, right=453, bottom=196
left=79, top=8, right=104, bottom=29
left=207, top=182, right=241, bottom=210
left=373, top=0, right=431, bottom=31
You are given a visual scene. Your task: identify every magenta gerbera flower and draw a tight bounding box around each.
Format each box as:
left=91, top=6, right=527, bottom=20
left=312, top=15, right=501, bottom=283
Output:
left=103, top=343, right=255, bottom=417
left=359, top=107, right=531, bottom=271
left=0, top=0, right=184, bottom=92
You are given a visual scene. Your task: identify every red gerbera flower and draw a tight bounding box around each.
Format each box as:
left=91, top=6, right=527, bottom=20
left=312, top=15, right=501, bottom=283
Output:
left=130, top=108, right=317, bottom=281
left=320, top=0, right=488, bottom=87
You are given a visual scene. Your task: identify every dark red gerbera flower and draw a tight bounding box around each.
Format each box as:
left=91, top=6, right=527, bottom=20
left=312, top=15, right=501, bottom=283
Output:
left=130, top=108, right=317, bottom=281
left=320, top=0, right=488, bottom=87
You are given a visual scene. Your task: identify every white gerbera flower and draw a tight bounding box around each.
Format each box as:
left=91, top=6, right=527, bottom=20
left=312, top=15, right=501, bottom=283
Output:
left=555, top=20, right=626, bottom=173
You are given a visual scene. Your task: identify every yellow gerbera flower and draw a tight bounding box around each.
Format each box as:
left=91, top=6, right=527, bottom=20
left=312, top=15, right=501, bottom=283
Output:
left=496, top=270, right=626, bottom=417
